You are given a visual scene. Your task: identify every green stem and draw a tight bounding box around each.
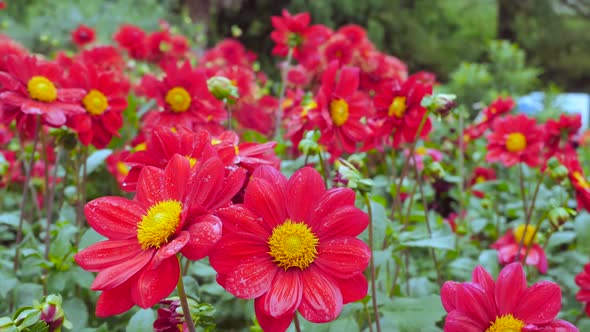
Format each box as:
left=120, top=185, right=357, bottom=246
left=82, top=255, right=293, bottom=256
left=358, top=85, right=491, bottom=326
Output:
left=177, top=257, right=196, bottom=332
left=515, top=168, right=545, bottom=261
left=274, top=47, right=294, bottom=141
left=363, top=301, right=374, bottom=332
left=317, top=150, right=329, bottom=187
left=293, top=313, right=302, bottom=332
left=363, top=193, right=381, bottom=332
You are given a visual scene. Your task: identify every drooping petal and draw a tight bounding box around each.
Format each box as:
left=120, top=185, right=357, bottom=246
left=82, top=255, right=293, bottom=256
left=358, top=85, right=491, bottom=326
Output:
left=131, top=256, right=180, bottom=309
left=216, top=256, right=277, bottom=299
left=514, top=281, right=561, bottom=325
left=298, top=267, right=343, bottom=323
left=261, top=270, right=303, bottom=318
left=95, top=281, right=135, bottom=317
left=495, top=262, right=527, bottom=315
left=255, top=297, right=294, bottom=332
left=336, top=273, right=368, bottom=304
left=314, top=237, right=370, bottom=278
left=84, top=197, right=146, bottom=240
left=181, top=214, right=222, bottom=260
left=544, top=319, right=580, bottom=332
left=152, top=231, right=190, bottom=267
left=91, top=250, right=153, bottom=290
left=286, top=167, right=325, bottom=223
left=75, top=239, right=142, bottom=272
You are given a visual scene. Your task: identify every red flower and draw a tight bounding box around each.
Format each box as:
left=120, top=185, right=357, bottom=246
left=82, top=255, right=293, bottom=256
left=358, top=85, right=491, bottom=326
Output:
left=470, top=167, right=497, bottom=198
left=562, top=155, right=590, bottom=211
left=0, top=34, right=28, bottom=71
left=139, top=61, right=226, bottom=131
left=575, top=263, right=590, bottom=316
left=482, top=96, right=515, bottom=123
left=113, top=24, right=147, bottom=60
left=373, top=75, right=432, bottom=148
left=71, top=24, right=96, bottom=47
left=105, top=149, right=131, bottom=190
left=441, top=263, right=577, bottom=331
left=74, top=154, right=245, bottom=316
left=78, top=46, right=126, bottom=74
left=322, top=34, right=353, bottom=66
left=66, top=62, right=128, bottom=148
left=212, top=130, right=280, bottom=172
left=544, top=113, right=581, bottom=158
left=491, top=224, right=548, bottom=273
left=234, top=96, right=277, bottom=136
left=0, top=1, right=5, bottom=10
left=486, top=114, right=543, bottom=167
left=209, top=166, right=370, bottom=332
left=0, top=55, right=85, bottom=127
left=315, top=61, right=371, bottom=158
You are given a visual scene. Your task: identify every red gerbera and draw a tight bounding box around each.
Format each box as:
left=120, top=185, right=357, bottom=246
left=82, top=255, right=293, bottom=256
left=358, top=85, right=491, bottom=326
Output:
left=486, top=114, right=543, bottom=167
left=209, top=166, right=370, bottom=332
left=315, top=61, right=371, bottom=158
left=71, top=24, right=96, bottom=47
left=66, top=61, right=128, bottom=148
left=575, top=263, right=590, bottom=316
left=544, top=113, right=581, bottom=158
left=0, top=55, right=85, bottom=127
left=491, top=224, right=548, bottom=273
left=139, top=61, right=226, bottom=131
left=74, top=154, right=245, bottom=316
left=441, top=263, right=577, bottom=331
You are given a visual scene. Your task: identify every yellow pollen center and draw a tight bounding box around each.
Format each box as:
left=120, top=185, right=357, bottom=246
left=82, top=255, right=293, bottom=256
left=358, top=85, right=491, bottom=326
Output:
left=282, top=98, right=294, bottom=109
left=211, top=138, right=221, bottom=145
left=165, top=87, right=191, bottom=113
left=486, top=314, right=524, bottom=332
left=82, top=89, right=109, bottom=115
left=137, top=200, right=182, bottom=250
left=268, top=220, right=319, bottom=270
left=116, top=161, right=129, bottom=176
left=505, top=132, right=527, bottom=153
left=330, top=99, right=349, bottom=126
left=415, top=146, right=427, bottom=155
left=513, top=224, right=537, bottom=247
left=476, top=176, right=486, bottom=184
left=301, top=100, right=317, bottom=118
left=133, top=143, right=147, bottom=152
left=27, top=76, right=57, bottom=102
left=185, top=156, right=197, bottom=168
left=388, top=96, right=407, bottom=118
left=574, top=171, right=590, bottom=190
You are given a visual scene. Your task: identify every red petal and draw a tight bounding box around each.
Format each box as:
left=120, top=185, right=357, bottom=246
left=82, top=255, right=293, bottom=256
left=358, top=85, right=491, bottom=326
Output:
left=495, top=262, right=526, bottom=315
left=134, top=167, right=165, bottom=206
left=216, top=256, right=276, bottom=299
left=206, top=166, right=246, bottom=210
left=216, top=204, right=270, bottom=237
left=514, top=281, right=561, bottom=325
left=471, top=265, right=495, bottom=306
left=298, top=266, right=343, bottom=323
left=185, top=157, right=224, bottom=208
left=443, top=310, right=486, bottom=332
left=152, top=231, right=190, bottom=267
left=180, top=214, right=222, bottom=260
left=209, top=233, right=269, bottom=274
left=255, top=297, right=294, bottom=332
left=308, top=187, right=355, bottom=229
left=286, top=167, right=325, bottom=223
left=163, top=154, right=191, bottom=201
left=131, top=256, right=180, bottom=308
left=261, top=270, right=303, bottom=317
left=336, top=273, right=368, bottom=304
left=95, top=281, right=135, bottom=317
left=313, top=206, right=368, bottom=240
left=84, top=197, right=146, bottom=240
left=91, top=250, right=153, bottom=290
left=455, top=283, right=495, bottom=327
left=334, top=66, right=359, bottom=98
left=57, top=88, right=86, bottom=102
left=75, top=239, right=142, bottom=272
left=441, top=281, right=460, bottom=312
left=314, top=237, right=370, bottom=278
left=545, top=319, right=580, bottom=332
left=41, top=106, right=67, bottom=127
left=244, top=174, right=287, bottom=229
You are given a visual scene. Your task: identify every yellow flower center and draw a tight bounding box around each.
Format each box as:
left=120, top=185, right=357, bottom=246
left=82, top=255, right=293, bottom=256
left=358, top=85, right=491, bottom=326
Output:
left=185, top=156, right=197, bottom=168
left=268, top=220, right=319, bottom=270
left=330, top=99, right=349, bottom=126
left=486, top=314, right=524, bottom=332
left=574, top=171, right=590, bottom=190
left=211, top=138, right=221, bottom=145
left=282, top=98, right=294, bottom=109
left=388, top=96, right=407, bottom=118
left=505, top=132, right=527, bottom=153
left=116, top=161, right=129, bottom=176
left=415, top=146, right=428, bottom=155
left=82, top=89, right=109, bottom=115
left=137, top=200, right=182, bottom=250
left=165, top=87, right=191, bottom=113
left=301, top=100, right=317, bottom=118
left=476, top=176, right=486, bottom=184
left=27, top=76, right=57, bottom=102
left=133, top=143, right=147, bottom=152
left=513, top=224, right=536, bottom=247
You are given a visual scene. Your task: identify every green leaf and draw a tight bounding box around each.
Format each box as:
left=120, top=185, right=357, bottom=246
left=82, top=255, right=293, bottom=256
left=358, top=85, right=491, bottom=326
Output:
left=381, top=295, right=446, bottom=331
left=575, top=212, right=590, bottom=254
left=82, top=149, right=112, bottom=176
left=63, top=298, right=88, bottom=330
left=14, top=308, right=41, bottom=329
left=126, top=309, right=155, bottom=332
left=79, top=228, right=107, bottom=250
left=0, top=212, right=19, bottom=227
left=402, top=234, right=456, bottom=250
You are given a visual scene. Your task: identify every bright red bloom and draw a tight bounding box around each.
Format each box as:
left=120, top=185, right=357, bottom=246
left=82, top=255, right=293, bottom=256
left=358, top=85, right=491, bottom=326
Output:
left=441, top=263, right=577, bottom=331
left=544, top=113, right=581, bottom=158
left=575, top=263, right=590, bottom=316
left=66, top=62, right=128, bottom=148
left=470, top=167, right=497, bottom=198
left=0, top=34, right=28, bottom=71
left=322, top=34, right=353, bottom=66
left=373, top=75, right=432, bottom=148
left=562, top=155, right=590, bottom=212
left=106, top=149, right=131, bottom=190
left=0, top=55, right=85, bottom=127
left=139, top=61, right=226, bottom=131
left=0, top=1, right=5, bottom=10
left=201, top=39, right=254, bottom=71
left=71, top=24, right=96, bottom=47
left=209, top=166, right=370, bottom=332
left=482, top=96, right=515, bottom=122
left=212, top=130, right=280, bottom=172
left=234, top=96, right=277, bottom=136
left=113, top=24, right=147, bottom=60
left=486, top=114, right=543, bottom=167
left=78, top=46, right=126, bottom=74
left=491, top=225, right=548, bottom=273
left=315, top=61, right=371, bottom=158
left=75, top=154, right=245, bottom=316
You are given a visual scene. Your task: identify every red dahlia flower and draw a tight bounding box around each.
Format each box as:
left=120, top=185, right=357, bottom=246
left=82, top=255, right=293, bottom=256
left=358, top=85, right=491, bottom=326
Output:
left=491, top=224, right=548, bottom=273
left=482, top=96, right=515, bottom=123
left=441, top=263, right=577, bottom=331
left=140, top=61, right=226, bottom=131
left=315, top=61, right=371, bottom=158
left=373, top=75, right=432, bottom=148
left=105, top=149, right=131, bottom=191
left=71, top=24, right=96, bottom=47
left=212, top=130, right=280, bottom=172
left=575, top=263, right=590, bottom=316
left=113, top=24, right=147, bottom=60
left=75, top=154, right=245, bottom=316
left=562, top=156, right=590, bottom=212
left=544, top=113, right=581, bottom=158
left=0, top=55, right=85, bottom=127
left=486, top=114, right=543, bottom=167
left=209, top=166, right=371, bottom=332
left=66, top=62, right=128, bottom=148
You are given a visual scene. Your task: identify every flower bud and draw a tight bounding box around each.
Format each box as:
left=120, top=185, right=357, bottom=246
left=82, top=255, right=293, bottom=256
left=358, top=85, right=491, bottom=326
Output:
left=206, top=76, right=239, bottom=103
left=548, top=207, right=571, bottom=229
left=550, top=165, right=569, bottom=183
left=547, top=157, right=560, bottom=170
left=35, top=295, right=71, bottom=332
left=336, top=158, right=374, bottom=193
left=422, top=93, right=457, bottom=118
left=424, top=162, right=445, bottom=180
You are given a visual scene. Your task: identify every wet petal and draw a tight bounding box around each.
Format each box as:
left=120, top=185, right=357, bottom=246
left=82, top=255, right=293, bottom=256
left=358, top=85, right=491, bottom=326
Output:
left=181, top=214, right=222, bottom=260
left=336, top=273, right=368, bottom=304
left=495, top=262, right=527, bottom=315
left=131, top=256, right=180, bottom=309
left=91, top=250, right=153, bottom=290
left=298, top=267, right=343, bottom=323
left=514, top=281, right=561, bottom=325
left=95, top=280, right=135, bottom=317
left=75, top=239, right=142, bottom=272
left=261, top=270, right=303, bottom=317
left=255, top=297, right=294, bottom=332
left=84, top=197, right=146, bottom=240
left=286, top=167, right=325, bottom=223
left=314, top=237, right=370, bottom=278
left=216, top=256, right=276, bottom=299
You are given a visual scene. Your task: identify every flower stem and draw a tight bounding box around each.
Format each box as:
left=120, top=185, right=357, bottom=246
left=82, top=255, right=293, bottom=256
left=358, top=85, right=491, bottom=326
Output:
left=515, top=168, right=546, bottom=261
left=274, top=47, right=294, bottom=141
left=363, top=192, right=381, bottom=332
left=293, top=313, right=302, bottom=332
left=317, top=150, right=329, bottom=187
left=177, top=256, right=196, bottom=332
left=42, top=134, right=60, bottom=262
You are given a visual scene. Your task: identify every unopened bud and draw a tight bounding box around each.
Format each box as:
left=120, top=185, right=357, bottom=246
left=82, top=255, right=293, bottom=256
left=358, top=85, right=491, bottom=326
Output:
left=422, top=93, right=457, bottom=118
left=548, top=207, right=571, bottom=229
left=35, top=295, right=71, bottom=332
left=336, top=158, right=373, bottom=193
left=550, top=165, right=569, bottom=183
left=424, top=162, right=445, bottom=180
left=547, top=157, right=560, bottom=169
left=206, top=76, right=239, bottom=103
